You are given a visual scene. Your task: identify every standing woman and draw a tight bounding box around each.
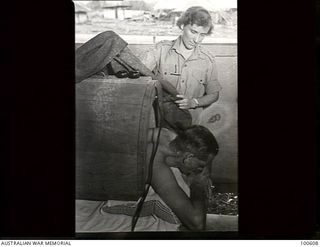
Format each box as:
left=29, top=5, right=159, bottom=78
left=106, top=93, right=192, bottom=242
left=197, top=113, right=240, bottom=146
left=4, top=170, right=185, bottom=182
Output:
left=143, top=6, right=222, bottom=124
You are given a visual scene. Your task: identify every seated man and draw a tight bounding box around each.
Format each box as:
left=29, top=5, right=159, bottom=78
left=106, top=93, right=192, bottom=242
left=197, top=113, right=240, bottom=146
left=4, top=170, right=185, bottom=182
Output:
left=76, top=125, right=219, bottom=232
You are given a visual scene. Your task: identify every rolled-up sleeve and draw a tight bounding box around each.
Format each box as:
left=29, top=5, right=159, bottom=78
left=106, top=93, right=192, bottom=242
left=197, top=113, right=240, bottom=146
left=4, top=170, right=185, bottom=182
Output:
left=205, top=59, right=222, bottom=94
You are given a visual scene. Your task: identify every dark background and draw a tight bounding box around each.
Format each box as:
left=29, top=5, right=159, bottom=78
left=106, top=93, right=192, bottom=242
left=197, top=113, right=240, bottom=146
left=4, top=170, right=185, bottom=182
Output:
left=0, top=0, right=318, bottom=239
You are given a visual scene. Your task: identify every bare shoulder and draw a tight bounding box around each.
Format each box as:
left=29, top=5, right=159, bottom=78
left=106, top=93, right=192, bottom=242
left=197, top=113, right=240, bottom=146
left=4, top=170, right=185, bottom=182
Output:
left=160, top=128, right=177, bottom=142
left=147, top=128, right=176, bottom=151
left=147, top=128, right=176, bottom=170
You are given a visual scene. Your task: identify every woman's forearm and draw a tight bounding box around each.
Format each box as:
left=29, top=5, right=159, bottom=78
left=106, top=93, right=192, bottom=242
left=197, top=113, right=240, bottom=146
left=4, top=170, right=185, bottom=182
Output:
left=196, top=92, right=219, bottom=107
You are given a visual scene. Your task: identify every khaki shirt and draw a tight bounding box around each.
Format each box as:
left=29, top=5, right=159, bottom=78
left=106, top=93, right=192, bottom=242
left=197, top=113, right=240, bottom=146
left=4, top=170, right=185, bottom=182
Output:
left=143, top=36, right=222, bottom=123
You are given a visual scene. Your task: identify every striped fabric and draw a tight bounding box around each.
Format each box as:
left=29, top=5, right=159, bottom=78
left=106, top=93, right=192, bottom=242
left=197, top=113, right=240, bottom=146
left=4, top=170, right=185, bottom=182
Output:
left=101, top=167, right=189, bottom=225
left=101, top=199, right=180, bottom=225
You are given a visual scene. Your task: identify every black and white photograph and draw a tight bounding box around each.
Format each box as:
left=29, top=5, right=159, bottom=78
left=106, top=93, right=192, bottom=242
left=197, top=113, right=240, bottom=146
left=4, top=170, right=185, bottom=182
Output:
left=1, top=0, right=318, bottom=241
left=74, top=0, right=238, bottom=233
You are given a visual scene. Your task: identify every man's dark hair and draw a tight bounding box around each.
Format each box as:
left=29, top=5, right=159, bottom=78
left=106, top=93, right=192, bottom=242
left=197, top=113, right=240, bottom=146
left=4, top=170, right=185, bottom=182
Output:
left=176, top=6, right=214, bottom=35
left=171, top=125, right=219, bottom=162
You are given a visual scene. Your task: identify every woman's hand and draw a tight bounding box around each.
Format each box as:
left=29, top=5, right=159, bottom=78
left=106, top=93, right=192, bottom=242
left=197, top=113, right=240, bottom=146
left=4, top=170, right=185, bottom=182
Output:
left=175, top=95, right=198, bottom=109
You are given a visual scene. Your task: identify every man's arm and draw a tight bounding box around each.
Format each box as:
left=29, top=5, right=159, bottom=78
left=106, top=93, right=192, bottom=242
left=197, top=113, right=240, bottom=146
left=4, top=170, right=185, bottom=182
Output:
left=151, top=162, right=209, bottom=230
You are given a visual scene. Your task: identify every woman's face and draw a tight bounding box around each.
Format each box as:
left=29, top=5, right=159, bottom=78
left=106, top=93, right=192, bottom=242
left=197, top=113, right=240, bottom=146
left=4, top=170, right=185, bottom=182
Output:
left=181, top=24, right=210, bottom=50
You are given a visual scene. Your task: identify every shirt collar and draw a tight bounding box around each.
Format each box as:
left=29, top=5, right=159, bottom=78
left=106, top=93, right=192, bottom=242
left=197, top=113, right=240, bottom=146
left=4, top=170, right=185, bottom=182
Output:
left=170, top=36, right=182, bottom=53
left=170, top=36, right=206, bottom=60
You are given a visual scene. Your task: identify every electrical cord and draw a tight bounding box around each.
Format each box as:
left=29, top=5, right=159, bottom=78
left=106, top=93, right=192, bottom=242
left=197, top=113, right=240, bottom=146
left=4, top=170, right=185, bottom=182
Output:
left=131, top=86, right=162, bottom=232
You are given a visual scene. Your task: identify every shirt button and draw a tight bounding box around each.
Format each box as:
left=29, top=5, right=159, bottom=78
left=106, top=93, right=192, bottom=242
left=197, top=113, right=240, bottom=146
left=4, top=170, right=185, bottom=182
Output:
left=164, top=72, right=167, bottom=75
left=181, top=80, right=185, bottom=83
left=184, top=64, right=187, bottom=67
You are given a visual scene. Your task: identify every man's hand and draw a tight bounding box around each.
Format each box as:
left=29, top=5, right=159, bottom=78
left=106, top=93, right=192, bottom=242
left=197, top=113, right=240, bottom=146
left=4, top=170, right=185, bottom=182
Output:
left=187, top=154, right=214, bottom=186
left=190, top=166, right=211, bottom=189
left=175, top=95, right=198, bottom=109
left=189, top=154, right=214, bottom=200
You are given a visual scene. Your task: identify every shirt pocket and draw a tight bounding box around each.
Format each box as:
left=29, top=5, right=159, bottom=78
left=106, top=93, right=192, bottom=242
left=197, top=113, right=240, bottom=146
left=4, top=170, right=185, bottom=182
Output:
left=191, top=69, right=206, bottom=85
left=160, top=63, right=180, bottom=87
left=189, top=69, right=206, bottom=97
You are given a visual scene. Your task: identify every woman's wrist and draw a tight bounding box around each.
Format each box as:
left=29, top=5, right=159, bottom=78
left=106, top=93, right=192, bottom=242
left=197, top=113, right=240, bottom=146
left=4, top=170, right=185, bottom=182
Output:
left=192, top=98, right=200, bottom=108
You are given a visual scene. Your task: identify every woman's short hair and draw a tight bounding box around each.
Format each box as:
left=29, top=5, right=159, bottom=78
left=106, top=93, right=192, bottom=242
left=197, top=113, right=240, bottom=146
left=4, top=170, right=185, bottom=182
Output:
left=171, top=125, right=219, bottom=162
left=176, top=6, right=214, bottom=34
